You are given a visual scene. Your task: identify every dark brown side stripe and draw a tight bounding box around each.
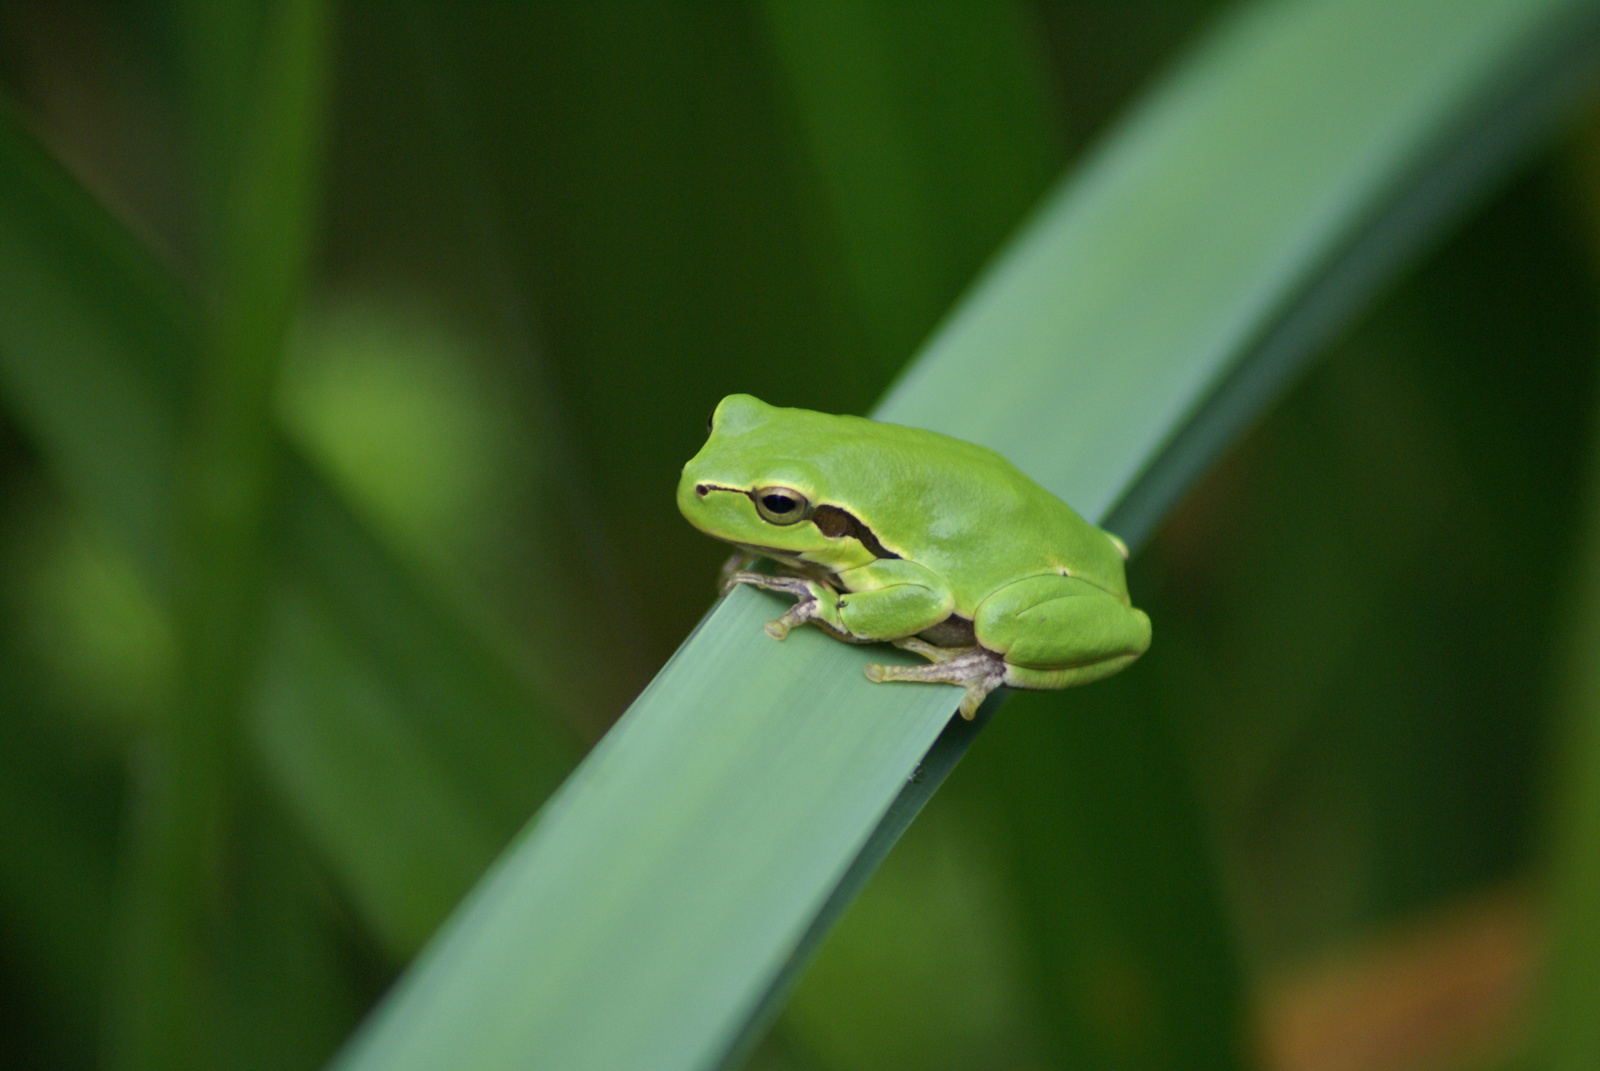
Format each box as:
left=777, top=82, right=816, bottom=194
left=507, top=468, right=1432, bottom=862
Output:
left=811, top=504, right=900, bottom=560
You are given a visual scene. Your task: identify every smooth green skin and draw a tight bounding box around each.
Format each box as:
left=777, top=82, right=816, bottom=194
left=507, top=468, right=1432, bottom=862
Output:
left=678, top=395, right=1151, bottom=716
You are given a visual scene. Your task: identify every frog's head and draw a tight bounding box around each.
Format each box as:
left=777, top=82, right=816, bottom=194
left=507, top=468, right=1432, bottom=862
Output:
left=677, top=394, right=875, bottom=570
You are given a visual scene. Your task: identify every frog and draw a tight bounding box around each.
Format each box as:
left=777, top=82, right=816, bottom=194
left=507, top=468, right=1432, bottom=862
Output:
left=676, top=394, right=1151, bottom=719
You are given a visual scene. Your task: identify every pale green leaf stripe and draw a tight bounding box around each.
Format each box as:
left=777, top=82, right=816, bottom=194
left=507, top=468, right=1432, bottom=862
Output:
left=331, top=1, right=1600, bottom=1069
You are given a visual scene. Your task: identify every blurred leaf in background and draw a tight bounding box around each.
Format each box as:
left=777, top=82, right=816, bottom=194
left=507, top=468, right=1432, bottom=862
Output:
left=2, top=1, right=1600, bottom=1070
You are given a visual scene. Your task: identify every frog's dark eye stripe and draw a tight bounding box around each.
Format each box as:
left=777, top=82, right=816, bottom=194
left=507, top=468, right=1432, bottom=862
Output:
left=752, top=486, right=810, bottom=525
left=810, top=504, right=900, bottom=559
left=706, top=408, right=716, bottom=433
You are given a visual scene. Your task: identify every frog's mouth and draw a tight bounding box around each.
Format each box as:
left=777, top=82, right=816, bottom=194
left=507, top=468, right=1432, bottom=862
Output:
left=692, top=482, right=784, bottom=521
left=692, top=482, right=745, bottom=499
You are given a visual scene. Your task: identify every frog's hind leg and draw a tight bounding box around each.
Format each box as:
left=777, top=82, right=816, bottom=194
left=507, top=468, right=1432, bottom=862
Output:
left=865, top=646, right=1007, bottom=720
left=1002, top=655, right=1144, bottom=691
left=864, top=643, right=1143, bottom=720
left=975, top=574, right=1151, bottom=675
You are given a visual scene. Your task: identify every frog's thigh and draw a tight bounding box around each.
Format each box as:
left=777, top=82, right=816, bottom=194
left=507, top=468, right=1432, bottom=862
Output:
left=832, top=560, right=955, bottom=642
left=974, top=575, right=1151, bottom=676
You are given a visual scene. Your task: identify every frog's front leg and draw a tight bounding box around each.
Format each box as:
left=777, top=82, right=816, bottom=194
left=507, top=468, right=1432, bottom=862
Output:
left=717, top=551, right=759, bottom=595
left=727, top=571, right=853, bottom=640
left=729, top=559, right=954, bottom=643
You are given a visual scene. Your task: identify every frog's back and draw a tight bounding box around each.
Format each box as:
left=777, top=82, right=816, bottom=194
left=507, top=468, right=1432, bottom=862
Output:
left=793, top=410, right=1130, bottom=613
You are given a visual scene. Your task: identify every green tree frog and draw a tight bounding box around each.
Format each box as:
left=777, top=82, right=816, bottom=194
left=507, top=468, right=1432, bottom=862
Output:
left=677, top=395, right=1151, bottom=718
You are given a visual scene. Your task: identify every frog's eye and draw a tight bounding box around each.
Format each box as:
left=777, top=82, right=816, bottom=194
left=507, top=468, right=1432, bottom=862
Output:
left=753, top=486, right=810, bottom=525
left=706, top=408, right=716, bottom=433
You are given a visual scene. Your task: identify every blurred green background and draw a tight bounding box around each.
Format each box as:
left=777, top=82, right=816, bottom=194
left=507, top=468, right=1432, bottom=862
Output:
left=2, top=1, right=1599, bottom=1069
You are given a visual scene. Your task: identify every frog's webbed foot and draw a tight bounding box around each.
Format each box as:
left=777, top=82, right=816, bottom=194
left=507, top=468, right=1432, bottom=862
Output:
left=866, top=646, right=1007, bottom=720
left=727, top=570, right=842, bottom=640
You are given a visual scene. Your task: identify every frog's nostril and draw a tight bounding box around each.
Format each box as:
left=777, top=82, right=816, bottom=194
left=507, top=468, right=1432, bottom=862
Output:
left=695, top=484, right=709, bottom=497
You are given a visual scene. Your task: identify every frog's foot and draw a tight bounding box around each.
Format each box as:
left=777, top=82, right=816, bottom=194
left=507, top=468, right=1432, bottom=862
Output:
left=727, top=571, right=839, bottom=639
left=865, top=648, right=1007, bottom=720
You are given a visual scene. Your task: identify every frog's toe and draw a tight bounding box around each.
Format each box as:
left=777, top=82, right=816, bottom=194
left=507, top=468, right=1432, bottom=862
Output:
left=730, top=571, right=811, bottom=598
left=764, top=611, right=807, bottom=639
left=764, top=607, right=803, bottom=639
left=891, top=636, right=979, bottom=664
left=765, top=595, right=826, bottom=639
left=863, top=649, right=1006, bottom=719
left=717, top=552, right=758, bottom=593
